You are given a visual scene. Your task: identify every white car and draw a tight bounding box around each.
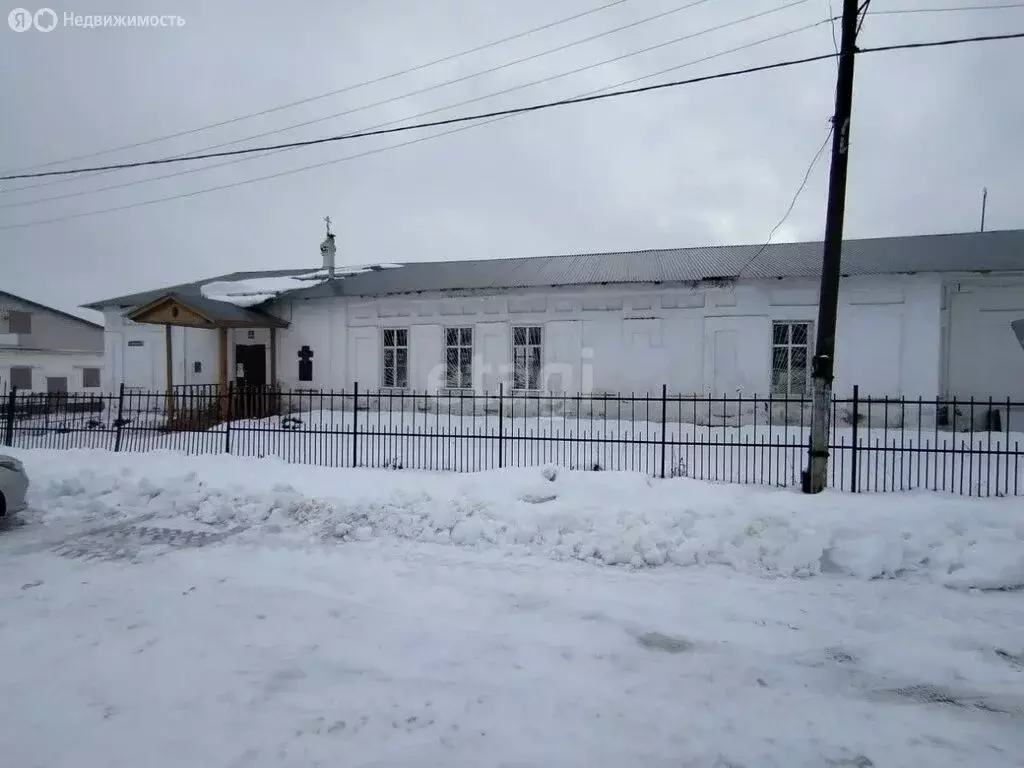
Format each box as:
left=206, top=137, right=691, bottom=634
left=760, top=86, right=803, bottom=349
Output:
left=0, top=455, right=28, bottom=519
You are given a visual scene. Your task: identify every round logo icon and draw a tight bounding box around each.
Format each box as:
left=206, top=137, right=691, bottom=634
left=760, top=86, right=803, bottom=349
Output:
left=34, top=7, right=58, bottom=31
left=8, top=7, right=33, bottom=31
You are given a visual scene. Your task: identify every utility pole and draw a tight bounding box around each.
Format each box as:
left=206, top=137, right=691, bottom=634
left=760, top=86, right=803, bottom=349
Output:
left=804, top=0, right=861, bottom=494
left=980, top=187, right=988, bottom=232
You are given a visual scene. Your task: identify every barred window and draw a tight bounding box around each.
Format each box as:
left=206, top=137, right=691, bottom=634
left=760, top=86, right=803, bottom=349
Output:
left=513, top=326, right=542, bottom=391
left=382, top=328, right=408, bottom=388
left=445, top=327, right=473, bottom=390
left=771, top=321, right=811, bottom=396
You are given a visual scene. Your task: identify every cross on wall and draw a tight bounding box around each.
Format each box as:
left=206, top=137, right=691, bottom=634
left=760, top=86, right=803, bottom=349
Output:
left=298, top=345, right=314, bottom=382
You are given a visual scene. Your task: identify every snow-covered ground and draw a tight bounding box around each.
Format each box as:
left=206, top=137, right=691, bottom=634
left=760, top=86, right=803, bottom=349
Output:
left=1, top=449, right=1022, bottom=766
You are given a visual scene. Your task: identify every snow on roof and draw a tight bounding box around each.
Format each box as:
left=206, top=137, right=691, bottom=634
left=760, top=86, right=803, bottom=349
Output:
left=199, top=265, right=401, bottom=307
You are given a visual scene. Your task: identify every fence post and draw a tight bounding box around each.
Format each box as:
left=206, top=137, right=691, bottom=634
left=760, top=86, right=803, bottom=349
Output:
left=497, top=382, right=504, bottom=469
left=224, top=382, right=233, bottom=454
left=3, top=387, right=15, bottom=447
left=352, top=381, right=359, bottom=467
left=113, top=383, right=126, bottom=452
left=659, top=383, right=668, bottom=479
left=849, top=384, right=860, bottom=493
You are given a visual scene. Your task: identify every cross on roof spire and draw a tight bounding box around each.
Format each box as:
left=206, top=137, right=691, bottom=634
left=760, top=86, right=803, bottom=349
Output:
left=324, top=216, right=332, bottom=236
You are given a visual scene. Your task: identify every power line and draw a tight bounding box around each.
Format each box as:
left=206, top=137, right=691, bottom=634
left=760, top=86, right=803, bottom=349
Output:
left=2, top=0, right=803, bottom=196
left=1, top=1, right=811, bottom=209
left=165, top=0, right=724, bottom=160
left=827, top=0, right=840, bottom=59
left=3, top=30, right=1019, bottom=184
left=0, top=31, right=1020, bottom=231
left=858, top=0, right=873, bottom=36
left=0, top=18, right=834, bottom=223
left=736, top=126, right=834, bottom=277
left=0, top=0, right=793, bottom=199
left=870, top=3, right=1024, bottom=15
left=0, top=0, right=640, bottom=176
left=0, top=0, right=729, bottom=199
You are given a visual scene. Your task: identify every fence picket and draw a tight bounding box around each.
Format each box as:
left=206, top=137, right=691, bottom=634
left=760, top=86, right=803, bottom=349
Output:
left=3, top=384, right=1021, bottom=496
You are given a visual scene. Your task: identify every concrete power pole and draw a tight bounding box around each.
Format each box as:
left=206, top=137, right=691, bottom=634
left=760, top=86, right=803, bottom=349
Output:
left=804, top=0, right=861, bottom=494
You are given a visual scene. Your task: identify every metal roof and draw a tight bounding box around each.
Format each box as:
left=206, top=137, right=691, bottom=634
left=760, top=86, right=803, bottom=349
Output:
left=84, top=229, right=1024, bottom=309
left=83, top=268, right=320, bottom=310
left=164, top=293, right=289, bottom=328
left=2, top=289, right=104, bottom=329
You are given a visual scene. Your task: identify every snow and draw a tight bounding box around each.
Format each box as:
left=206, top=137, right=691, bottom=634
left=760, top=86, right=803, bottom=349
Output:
left=1, top=451, right=1023, bottom=766
left=199, top=264, right=404, bottom=306
left=9, top=448, right=1024, bottom=588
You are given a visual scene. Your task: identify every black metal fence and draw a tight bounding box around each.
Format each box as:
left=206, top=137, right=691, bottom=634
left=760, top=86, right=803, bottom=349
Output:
left=2, top=383, right=1021, bottom=496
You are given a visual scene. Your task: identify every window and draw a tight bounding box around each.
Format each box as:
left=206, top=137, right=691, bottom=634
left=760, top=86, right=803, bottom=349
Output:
left=9, top=366, right=31, bottom=389
left=82, top=367, right=101, bottom=388
left=382, top=328, right=409, bottom=388
left=445, top=327, right=473, bottom=389
left=7, top=311, right=31, bottom=334
left=513, top=326, right=543, bottom=390
left=46, top=377, right=67, bottom=394
left=772, top=321, right=812, bottom=396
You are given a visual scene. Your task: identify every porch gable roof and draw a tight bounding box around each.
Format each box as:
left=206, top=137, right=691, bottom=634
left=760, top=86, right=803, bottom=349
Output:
left=125, top=292, right=289, bottom=329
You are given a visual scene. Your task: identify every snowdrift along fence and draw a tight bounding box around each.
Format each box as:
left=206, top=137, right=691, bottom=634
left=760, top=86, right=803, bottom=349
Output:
left=2, top=384, right=1022, bottom=496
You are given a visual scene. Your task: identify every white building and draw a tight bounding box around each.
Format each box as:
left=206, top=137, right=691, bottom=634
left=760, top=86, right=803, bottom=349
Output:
left=83, top=229, right=1024, bottom=403
left=1, top=291, right=104, bottom=393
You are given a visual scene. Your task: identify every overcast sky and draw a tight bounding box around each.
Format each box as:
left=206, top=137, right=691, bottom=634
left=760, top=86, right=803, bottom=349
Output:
left=1, top=0, right=1022, bottom=320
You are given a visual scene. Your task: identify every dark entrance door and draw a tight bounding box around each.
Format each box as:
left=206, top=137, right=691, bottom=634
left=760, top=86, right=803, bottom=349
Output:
left=233, top=344, right=272, bottom=419
left=235, top=344, right=267, bottom=387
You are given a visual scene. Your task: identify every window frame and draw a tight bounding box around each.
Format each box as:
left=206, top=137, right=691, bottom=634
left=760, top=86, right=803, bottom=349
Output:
left=771, top=320, right=813, bottom=397
left=511, top=325, right=543, bottom=392
left=82, top=367, right=101, bottom=388
left=443, top=326, right=474, bottom=391
left=380, top=327, right=410, bottom=390
left=9, top=366, right=32, bottom=389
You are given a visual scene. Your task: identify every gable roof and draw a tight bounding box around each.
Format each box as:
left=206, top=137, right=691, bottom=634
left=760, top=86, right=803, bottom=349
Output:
left=126, top=292, right=289, bottom=328
left=1, top=290, right=103, bottom=329
left=83, top=228, right=1024, bottom=309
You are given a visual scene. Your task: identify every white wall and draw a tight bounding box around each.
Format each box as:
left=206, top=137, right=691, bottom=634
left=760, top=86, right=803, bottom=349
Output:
left=1, top=349, right=104, bottom=393
left=945, top=276, right=1024, bottom=401
left=103, top=308, right=243, bottom=392
left=99, top=273, right=952, bottom=399
left=268, top=273, right=944, bottom=398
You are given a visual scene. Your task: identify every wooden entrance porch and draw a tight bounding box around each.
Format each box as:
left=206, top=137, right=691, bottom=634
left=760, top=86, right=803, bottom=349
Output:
left=125, top=293, right=289, bottom=425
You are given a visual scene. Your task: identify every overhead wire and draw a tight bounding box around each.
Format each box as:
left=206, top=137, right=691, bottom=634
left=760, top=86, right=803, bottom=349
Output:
left=3, top=30, right=1021, bottom=184
left=0, top=31, right=1021, bottom=230
left=735, top=126, right=834, bottom=277
left=0, top=0, right=707, bottom=194
left=0, top=0, right=815, bottom=209
left=0, top=0, right=642, bottom=175
left=2, top=0, right=808, bottom=187
left=0, top=17, right=835, bottom=227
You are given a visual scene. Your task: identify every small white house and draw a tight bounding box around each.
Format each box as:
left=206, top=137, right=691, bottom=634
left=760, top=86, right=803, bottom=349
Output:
left=83, top=229, right=1024, bottom=403
left=1, top=291, right=104, bottom=393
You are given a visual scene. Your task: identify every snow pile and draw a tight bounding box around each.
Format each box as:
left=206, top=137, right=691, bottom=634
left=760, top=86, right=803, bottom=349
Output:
left=14, top=449, right=1024, bottom=589
left=200, top=264, right=404, bottom=307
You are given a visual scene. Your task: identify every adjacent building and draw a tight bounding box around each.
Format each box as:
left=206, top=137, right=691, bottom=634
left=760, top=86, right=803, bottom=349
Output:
left=1, top=291, right=105, bottom=393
